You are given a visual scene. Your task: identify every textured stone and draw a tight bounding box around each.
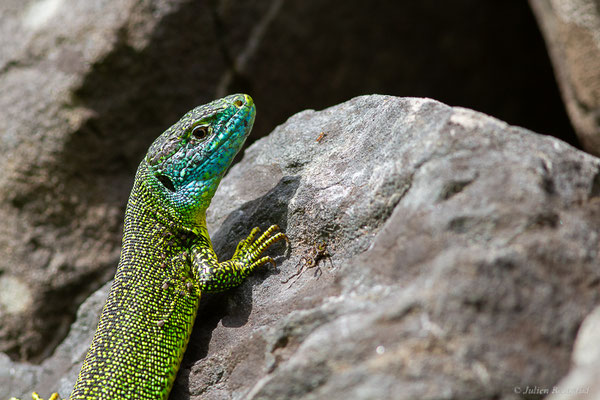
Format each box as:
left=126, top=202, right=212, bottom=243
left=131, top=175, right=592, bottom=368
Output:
left=1, top=281, right=109, bottom=398
left=195, top=95, right=600, bottom=400
left=4, top=95, right=598, bottom=399
left=547, top=306, right=600, bottom=400
left=530, top=0, right=600, bottom=154
left=0, top=0, right=241, bottom=361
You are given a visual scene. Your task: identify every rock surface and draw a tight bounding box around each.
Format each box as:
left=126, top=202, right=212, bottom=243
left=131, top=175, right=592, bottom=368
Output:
left=530, top=0, right=600, bottom=154
left=3, top=95, right=600, bottom=400
left=547, top=305, right=600, bottom=399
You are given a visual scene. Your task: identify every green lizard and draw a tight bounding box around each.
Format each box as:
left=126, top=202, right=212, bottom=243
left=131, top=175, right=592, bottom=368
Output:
left=11, top=93, right=286, bottom=400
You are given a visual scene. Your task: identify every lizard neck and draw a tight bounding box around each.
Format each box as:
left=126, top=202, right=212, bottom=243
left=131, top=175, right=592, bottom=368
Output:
left=70, top=169, right=202, bottom=400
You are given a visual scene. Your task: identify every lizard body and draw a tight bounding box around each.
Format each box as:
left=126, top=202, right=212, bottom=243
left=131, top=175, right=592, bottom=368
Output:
left=11, top=94, right=286, bottom=399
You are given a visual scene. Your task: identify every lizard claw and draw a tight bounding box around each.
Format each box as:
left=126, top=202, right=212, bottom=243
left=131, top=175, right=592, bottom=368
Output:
left=234, top=225, right=287, bottom=270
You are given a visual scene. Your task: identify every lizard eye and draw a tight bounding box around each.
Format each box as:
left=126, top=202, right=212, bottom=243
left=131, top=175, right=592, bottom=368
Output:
left=192, top=125, right=210, bottom=140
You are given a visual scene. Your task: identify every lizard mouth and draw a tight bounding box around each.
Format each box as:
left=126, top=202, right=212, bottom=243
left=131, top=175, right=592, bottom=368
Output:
left=217, top=95, right=255, bottom=141
left=150, top=94, right=255, bottom=196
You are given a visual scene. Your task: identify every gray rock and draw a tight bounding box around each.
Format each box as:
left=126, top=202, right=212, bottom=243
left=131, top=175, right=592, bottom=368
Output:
left=1, top=281, right=109, bottom=398
left=5, top=95, right=598, bottom=399
left=0, top=0, right=190, bottom=361
left=530, top=0, right=600, bottom=154
left=546, top=305, right=600, bottom=400
left=192, top=95, right=600, bottom=400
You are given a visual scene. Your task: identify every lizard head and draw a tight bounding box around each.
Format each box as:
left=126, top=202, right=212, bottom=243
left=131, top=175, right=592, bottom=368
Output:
left=144, top=93, right=256, bottom=227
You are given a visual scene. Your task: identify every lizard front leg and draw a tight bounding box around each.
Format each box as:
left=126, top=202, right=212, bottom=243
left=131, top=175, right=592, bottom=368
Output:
left=192, top=225, right=287, bottom=293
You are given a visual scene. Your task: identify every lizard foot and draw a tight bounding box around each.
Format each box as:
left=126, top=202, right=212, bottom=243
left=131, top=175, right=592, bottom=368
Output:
left=10, top=392, right=61, bottom=400
left=232, top=225, right=288, bottom=271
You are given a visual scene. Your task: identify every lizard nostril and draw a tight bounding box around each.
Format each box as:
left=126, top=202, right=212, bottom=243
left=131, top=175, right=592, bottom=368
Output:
left=233, top=99, right=243, bottom=107
left=156, top=173, right=176, bottom=192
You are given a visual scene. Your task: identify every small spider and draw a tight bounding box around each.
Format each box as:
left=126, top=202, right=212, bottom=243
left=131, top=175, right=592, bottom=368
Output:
left=281, top=241, right=332, bottom=286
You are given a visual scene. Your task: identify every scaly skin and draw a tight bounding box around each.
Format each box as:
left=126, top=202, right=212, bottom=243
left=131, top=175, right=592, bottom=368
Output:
left=12, top=94, right=286, bottom=400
